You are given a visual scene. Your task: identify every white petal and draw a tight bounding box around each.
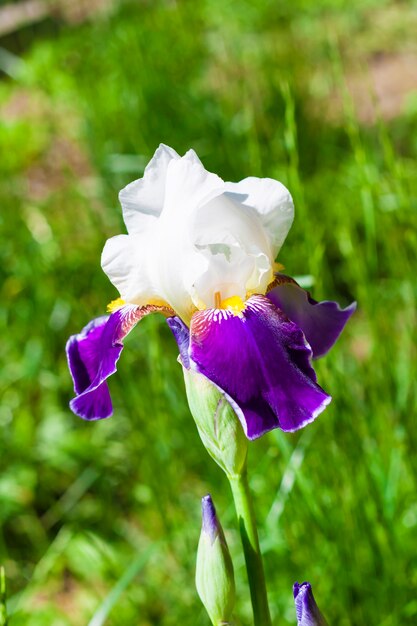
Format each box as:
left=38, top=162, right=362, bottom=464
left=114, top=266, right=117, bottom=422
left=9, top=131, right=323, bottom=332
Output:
left=106, top=147, right=294, bottom=323
left=225, top=177, right=294, bottom=256
left=121, top=154, right=223, bottom=321
left=101, top=233, right=160, bottom=305
left=119, top=144, right=179, bottom=234
left=188, top=193, right=274, bottom=306
left=183, top=148, right=204, bottom=165
left=103, top=151, right=226, bottom=322
left=191, top=193, right=271, bottom=250
left=145, top=156, right=227, bottom=320
left=162, top=155, right=225, bottom=218
left=192, top=241, right=251, bottom=307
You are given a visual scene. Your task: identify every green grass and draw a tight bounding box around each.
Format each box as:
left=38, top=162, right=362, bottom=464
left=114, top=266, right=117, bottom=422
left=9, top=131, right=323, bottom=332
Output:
left=1, top=0, right=417, bottom=624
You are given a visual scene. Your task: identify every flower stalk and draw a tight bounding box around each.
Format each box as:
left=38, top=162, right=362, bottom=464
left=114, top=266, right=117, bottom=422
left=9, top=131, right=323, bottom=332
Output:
left=0, top=567, right=7, bottom=626
left=228, top=471, right=272, bottom=626
left=182, top=363, right=272, bottom=625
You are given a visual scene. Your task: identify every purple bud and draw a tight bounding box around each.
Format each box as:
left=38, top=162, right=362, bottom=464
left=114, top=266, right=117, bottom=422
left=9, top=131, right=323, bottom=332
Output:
left=201, top=494, right=220, bottom=544
left=293, top=582, right=328, bottom=625
left=197, top=495, right=235, bottom=624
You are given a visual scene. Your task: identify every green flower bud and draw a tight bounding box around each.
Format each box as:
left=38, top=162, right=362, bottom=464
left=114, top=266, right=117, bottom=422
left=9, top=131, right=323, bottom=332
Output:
left=196, top=495, right=235, bottom=626
left=183, top=367, right=248, bottom=477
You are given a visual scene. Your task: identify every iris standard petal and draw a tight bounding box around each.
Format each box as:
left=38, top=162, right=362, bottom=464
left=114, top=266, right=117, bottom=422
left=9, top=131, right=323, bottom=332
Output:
left=67, top=304, right=173, bottom=420
left=224, top=176, right=294, bottom=256
left=188, top=295, right=331, bottom=440
left=268, top=275, right=357, bottom=358
left=148, top=155, right=226, bottom=321
left=189, top=192, right=274, bottom=308
left=162, top=153, right=224, bottom=219
left=293, top=582, right=328, bottom=626
left=119, top=143, right=179, bottom=233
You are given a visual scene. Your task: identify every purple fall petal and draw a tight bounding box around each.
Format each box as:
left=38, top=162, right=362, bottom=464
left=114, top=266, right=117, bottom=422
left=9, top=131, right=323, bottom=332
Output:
left=67, top=304, right=172, bottom=420
left=66, top=315, right=115, bottom=420
left=188, top=295, right=331, bottom=440
left=293, top=582, right=328, bottom=626
left=268, top=275, right=356, bottom=359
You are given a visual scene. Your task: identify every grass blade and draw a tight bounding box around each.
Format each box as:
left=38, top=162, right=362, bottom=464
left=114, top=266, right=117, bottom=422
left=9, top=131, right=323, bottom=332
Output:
left=87, top=544, right=158, bottom=626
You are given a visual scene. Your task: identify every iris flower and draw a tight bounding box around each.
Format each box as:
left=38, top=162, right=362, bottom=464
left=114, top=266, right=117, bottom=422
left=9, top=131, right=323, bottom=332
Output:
left=66, top=144, right=355, bottom=439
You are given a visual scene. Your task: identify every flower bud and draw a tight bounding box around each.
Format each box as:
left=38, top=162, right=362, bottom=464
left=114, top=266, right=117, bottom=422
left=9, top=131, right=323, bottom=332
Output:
left=293, top=581, right=328, bottom=625
left=182, top=367, right=248, bottom=477
left=196, top=495, right=235, bottom=626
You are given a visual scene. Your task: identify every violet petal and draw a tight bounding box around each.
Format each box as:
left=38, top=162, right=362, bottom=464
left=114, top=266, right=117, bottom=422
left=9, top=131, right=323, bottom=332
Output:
left=166, top=316, right=190, bottom=368
left=189, top=295, right=331, bottom=440
left=268, top=276, right=356, bottom=359
left=66, top=315, right=115, bottom=420
left=66, top=304, right=171, bottom=420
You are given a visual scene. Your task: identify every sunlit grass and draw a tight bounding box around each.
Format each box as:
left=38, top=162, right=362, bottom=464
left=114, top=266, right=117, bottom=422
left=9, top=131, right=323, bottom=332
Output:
left=1, top=1, right=417, bottom=624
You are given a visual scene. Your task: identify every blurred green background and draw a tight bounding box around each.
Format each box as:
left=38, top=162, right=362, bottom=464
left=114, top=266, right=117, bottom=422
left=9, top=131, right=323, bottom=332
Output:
left=1, top=0, right=417, bottom=624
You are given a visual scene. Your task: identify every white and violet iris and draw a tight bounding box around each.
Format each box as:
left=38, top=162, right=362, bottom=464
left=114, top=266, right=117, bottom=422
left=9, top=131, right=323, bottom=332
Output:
left=66, top=144, right=355, bottom=439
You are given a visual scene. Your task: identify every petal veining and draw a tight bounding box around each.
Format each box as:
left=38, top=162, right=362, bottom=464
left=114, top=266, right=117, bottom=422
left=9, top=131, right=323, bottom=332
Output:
left=188, top=295, right=331, bottom=439
left=67, top=304, right=173, bottom=420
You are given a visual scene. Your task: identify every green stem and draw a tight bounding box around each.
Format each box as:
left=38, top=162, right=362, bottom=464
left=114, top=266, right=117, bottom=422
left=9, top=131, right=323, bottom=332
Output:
left=228, top=472, right=272, bottom=626
left=0, top=566, right=7, bottom=626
